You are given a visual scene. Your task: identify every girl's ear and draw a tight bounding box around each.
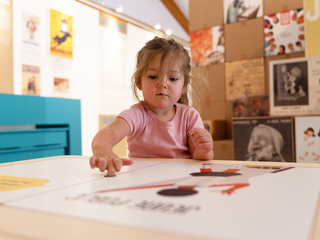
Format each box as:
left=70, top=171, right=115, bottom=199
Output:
left=136, top=78, right=142, bottom=90
left=137, top=82, right=142, bottom=90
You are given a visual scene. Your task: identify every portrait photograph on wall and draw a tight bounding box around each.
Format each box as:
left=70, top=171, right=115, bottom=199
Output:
left=269, top=56, right=320, bottom=116
left=223, top=0, right=263, bottom=24
left=232, top=117, right=294, bottom=162
left=190, top=25, right=224, bottom=67
left=232, top=95, right=269, bottom=117
left=264, top=9, right=304, bottom=57
left=295, top=116, right=320, bottom=163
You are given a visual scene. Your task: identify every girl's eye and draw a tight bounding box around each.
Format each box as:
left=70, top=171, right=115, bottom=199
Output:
left=149, top=75, right=157, bottom=80
left=170, top=77, right=178, bottom=81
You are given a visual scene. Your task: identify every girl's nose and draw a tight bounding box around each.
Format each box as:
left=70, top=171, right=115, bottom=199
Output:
left=158, top=77, right=167, bottom=88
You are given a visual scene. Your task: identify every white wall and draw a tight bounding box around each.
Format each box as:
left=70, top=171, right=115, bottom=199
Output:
left=126, top=24, right=156, bottom=105
left=13, top=0, right=156, bottom=156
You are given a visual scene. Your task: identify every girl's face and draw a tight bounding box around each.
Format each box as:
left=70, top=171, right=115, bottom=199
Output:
left=138, top=53, right=185, bottom=112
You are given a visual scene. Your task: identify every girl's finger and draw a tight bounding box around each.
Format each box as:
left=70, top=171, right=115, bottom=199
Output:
left=89, top=156, right=96, bottom=168
left=98, top=159, right=107, bottom=172
left=199, top=142, right=213, bottom=149
left=121, top=159, right=134, bottom=166
left=106, top=160, right=116, bottom=177
left=113, top=158, right=123, bottom=172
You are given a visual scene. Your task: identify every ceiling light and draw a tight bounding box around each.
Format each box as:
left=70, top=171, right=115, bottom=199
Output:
left=115, top=5, right=123, bottom=13
left=154, top=24, right=161, bottom=30
left=165, top=29, right=172, bottom=36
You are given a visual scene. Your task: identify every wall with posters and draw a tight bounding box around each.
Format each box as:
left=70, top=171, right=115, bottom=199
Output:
left=189, top=0, right=320, bottom=162
left=12, top=0, right=100, bottom=156
left=11, top=0, right=156, bottom=156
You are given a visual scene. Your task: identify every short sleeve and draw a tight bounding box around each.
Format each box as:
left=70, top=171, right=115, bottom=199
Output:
left=117, top=104, right=144, bottom=136
left=185, top=106, right=204, bottom=134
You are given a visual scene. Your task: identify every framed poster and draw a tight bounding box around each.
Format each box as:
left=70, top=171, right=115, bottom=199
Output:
left=232, top=116, right=294, bottom=162
left=50, top=9, right=73, bottom=59
left=22, top=64, right=40, bottom=95
left=223, top=0, right=263, bottom=24
left=22, top=11, right=40, bottom=46
left=190, top=25, right=224, bottom=66
left=225, top=58, right=265, bottom=100
left=295, top=116, right=320, bottom=163
left=264, top=9, right=305, bottom=56
left=53, top=77, right=69, bottom=93
left=269, top=56, right=320, bottom=116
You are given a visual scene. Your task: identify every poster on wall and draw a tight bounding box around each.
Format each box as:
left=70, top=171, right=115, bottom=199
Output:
left=225, top=58, right=265, bottom=101
left=232, top=95, right=269, bottom=117
left=295, top=116, right=320, bottom=163
left=264, top=9, right=305, bottom=57
left=50, top=9, right=73, bottom=59
left=304, top=0, right=320, bottom=57
left=21, top=11, right=41, bottom=65
left=223, top=0, right=263, bottom=24
left=269, top=56, right=320, bottom=116
left=232, top=117, right=294, bottom=162
left=53, top=77, right=69, bottom=93
left=22, top=11, right=40, bottom=46
left=22, top=64, right=40, bottom=96
left=190, top=25, right=224, bottom=66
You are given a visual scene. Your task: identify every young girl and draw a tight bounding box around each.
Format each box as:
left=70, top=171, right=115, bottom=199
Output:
left=90, top=37, right=214, bottom=176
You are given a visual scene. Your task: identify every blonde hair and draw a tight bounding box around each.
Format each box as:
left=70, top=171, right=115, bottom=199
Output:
left=131, top=36, right=207, bottom=110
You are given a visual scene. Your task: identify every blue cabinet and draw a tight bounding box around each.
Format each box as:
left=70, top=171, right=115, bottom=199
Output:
left=0, top=94, right=81, bottom=163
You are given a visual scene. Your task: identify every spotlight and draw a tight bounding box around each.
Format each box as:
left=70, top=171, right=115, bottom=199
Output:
left=165, top=29, right=172, bottom=35
left=154, top=24, right=161, bottom=30
left=115, top=5, right=123, bottom=13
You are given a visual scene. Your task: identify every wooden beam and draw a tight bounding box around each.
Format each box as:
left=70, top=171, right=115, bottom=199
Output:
left=161, top=0, right=189, bottom=33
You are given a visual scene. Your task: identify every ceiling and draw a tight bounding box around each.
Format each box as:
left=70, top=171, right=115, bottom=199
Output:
left=91, top=0, right=190, bottom=43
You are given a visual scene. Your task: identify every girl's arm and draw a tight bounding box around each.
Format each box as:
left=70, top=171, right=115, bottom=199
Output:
left=188, top=128, right=214, bottom=160
left=90, top=118, right=132, bottom=176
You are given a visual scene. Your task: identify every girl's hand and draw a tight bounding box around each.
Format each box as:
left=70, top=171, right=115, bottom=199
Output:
left=188, top=128, right=214, bottom=160
left=89, top=153, right=133, bottom=177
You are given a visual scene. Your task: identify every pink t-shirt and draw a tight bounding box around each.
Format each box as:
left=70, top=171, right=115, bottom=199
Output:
left=117, top=101, right=204, bottom=159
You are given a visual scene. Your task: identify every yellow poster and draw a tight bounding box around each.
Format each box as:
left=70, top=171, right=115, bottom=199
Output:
left=50, top=9, right=73, bottom=59
left=0, top=175, right=50, bottom=192
left=305, top=0, right=320, bottom=57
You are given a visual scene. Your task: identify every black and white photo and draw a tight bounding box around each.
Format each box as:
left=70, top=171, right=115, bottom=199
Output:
left=233, top=117, right=294, bottom=162
left=269, top=56, right=320, bottom=116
